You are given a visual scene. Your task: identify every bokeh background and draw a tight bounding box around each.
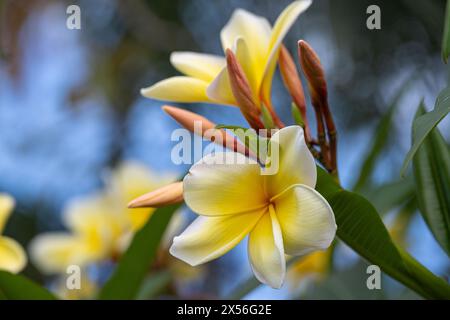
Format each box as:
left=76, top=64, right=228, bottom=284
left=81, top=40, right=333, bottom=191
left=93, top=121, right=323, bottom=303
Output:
left=1, top=0, right=449, bottom=299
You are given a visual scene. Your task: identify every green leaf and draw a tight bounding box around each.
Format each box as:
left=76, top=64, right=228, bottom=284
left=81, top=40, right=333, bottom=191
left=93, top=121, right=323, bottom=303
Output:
left=317, top=167, right=450, bottom=299
left=98, top=204, right=179, bottom=300
left=216, top=125, right=270, bottom=161
left=291, top=103, right=304, bottom=127
left=353, top=78, right=416, bottom=190
left=316, top=179, right=450, bottom=299
left=401, top=88, right=450, bottom=176
left=326, top=190, right=406, bottom=273
left=261, top=104, right=275, bottom=129
left=215, top=125, right=258, bottom=154
left=412, top=104, right=450, bottom=256
left=230, top=168, right=450, bottom=299
left=364, top=177, right=415, bottom=215
left=215, top=124, right=249, bottom=131
left=442, top=0, right=450, bottom=63
left=0, top=271, right=57, bottom=300
left=353, top=105, right=396, bottom=191
left=136, top=271, right=172, bottom=300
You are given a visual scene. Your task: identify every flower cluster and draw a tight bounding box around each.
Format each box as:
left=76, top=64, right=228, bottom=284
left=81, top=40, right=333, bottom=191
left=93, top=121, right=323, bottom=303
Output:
left=132, top=0, right=339, bottom=288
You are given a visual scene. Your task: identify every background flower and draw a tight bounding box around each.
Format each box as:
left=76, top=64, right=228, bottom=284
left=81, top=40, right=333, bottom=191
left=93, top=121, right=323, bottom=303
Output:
left=0, top=194, right=27, bottom=273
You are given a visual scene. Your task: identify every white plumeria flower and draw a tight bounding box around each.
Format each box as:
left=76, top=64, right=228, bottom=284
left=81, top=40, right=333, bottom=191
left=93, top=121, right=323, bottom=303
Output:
left=141, top=0, right=312, bottom=108
left=170, top=126, right=336, bottom=288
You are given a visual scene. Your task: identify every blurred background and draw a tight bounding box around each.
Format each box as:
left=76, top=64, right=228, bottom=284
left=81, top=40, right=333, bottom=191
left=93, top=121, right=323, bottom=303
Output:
left=0, top=0, right=449, bottom=299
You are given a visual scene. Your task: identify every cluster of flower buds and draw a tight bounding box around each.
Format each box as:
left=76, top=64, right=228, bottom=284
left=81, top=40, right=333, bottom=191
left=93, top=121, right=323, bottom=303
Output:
left=297, top=40, right=337, bottom=177
left=227, top=40, right=338, bottom=178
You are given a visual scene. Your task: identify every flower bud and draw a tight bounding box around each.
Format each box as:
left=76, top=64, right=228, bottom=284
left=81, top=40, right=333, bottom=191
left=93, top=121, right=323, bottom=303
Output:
left=162, top=105, right=250, bottom=156
left=226, top=49, right=265, bottom=130
left=298, top=40, right=327, bottom=103
left=279, top=45, right=307, bottom=115
left=279, top=45, right=310, bottom=140
left=128, top=182, right=184, bottom=208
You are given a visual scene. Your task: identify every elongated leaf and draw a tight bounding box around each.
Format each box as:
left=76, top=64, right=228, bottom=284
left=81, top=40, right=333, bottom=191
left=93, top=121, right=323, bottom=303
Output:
left=215, top=124, right=248, bottom=131
left=354, top=77, right=417, bottom=190
left=0, top=271, right=57, bottom=300
left=413, top=105, right=450, bottom=256
left=229, top=168, right=450, bottom=299
left=291, top=103, right=304, bottom=127
left=98, top=204, right=179, bottom=299
left=401, top=88, right=450, bottom=176
left=353, top=102, right=397, bottom=191
left=261, top=104, right=275, bottom=129
left=318, top=174, right=450, bottom=299
left=364, top=177, right=415, bottom=215
left=442, top=0, right=450, bottom=63
left=136, top=271, right=172, bottom=300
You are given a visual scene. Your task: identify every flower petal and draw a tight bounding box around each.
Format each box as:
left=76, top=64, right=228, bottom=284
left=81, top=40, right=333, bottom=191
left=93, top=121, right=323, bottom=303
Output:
left=248, top=207, right=286, bottom=288
left=0, top=236, right=26, bottom=273
left=161, top=211, right=186, bottom=250
left=170, top=52, right=226, bottom=82
left=29, top=233, right=101, bottom=274
left=0, top=193, right=14, bottom=234
left=206, top=67, right=236, bottom=105
left=208, top=37, right=265, bottom=107
left=141, top=76, right=211, bottom=103
left=274, top=184, right=336, bottom=256
left=170, top=209, right=264, bottom=266
left=265, top=126, right=316, bottom=196
left=220, top=8, right=271, bottom=64
left=261, top=0, right=312, bottom=102
left=184, top=152, right=266, bottom=216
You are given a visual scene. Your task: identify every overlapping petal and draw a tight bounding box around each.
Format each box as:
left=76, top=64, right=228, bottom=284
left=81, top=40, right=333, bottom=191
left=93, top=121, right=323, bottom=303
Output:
left=207, top=38, right=260, bottom=105
left=183, top=152, right=266, bottom=216
left=206, top=68, right=237, bottom=105
left=274, top=184, right=336, bottom=256
left=0, top=237, right=27, bottom=273
left=248, top=206, right=285, bottom=288
left=220, top=8, right=271, bottom=68
left=170, top=52, right=225, bottom=82
left=261, top=0, right=312, bottom=102
left=170, top=209, right=264, bottom=266
left=265, top=126, right=316, bottom=196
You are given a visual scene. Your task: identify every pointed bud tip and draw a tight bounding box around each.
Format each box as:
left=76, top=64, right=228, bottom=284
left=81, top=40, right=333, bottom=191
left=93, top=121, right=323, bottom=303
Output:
left=298, top=40, right=313, bottom=52
left=162, top=105, right=180, bottom=116
left=298, top=40, right=317, bottom=60
left=127, top=201, right=137, bottom=208
left=128, top=182, right=184, bottom=209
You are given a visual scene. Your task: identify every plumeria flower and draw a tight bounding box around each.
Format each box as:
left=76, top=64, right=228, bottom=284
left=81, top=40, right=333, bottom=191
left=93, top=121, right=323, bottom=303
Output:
left=30, top=162, right=176, bottom=274
left=170, top=126, right=336, bottom=288
left=141, top=0, right=312, bottom=108
left=0, top=193, right=27, bottom=273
